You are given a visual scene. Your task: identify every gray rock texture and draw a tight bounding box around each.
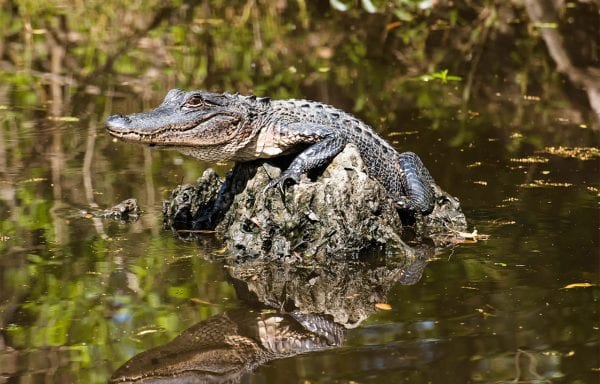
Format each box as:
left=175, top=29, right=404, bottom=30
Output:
left=163, top=145, right=466, bottom=259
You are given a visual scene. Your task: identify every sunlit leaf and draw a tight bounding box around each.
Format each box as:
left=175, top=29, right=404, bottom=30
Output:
left=562, top=283, right=594, bottom=289
left=330, top=0, right=349, bottom=12
left=360, top=0, right=377, bottom=13
left=419, top=69, right=462, bottom=83
left=385, top=21, right=402, bottom=31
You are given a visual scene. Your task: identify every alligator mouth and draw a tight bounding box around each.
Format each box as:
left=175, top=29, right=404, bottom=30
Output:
left=106, top=112, right=225, bottom=145
left=106, top=123, right=200, bottom=145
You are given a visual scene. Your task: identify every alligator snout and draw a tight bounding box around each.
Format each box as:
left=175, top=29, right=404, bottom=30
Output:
left=106, top=114, right=132, bottom=131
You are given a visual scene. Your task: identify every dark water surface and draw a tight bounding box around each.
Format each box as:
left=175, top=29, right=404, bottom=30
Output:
left=1, top=2, right=599, bottom=383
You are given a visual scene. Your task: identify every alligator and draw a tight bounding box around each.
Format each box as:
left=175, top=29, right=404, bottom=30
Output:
left=106, top=89, right=438, bottom=214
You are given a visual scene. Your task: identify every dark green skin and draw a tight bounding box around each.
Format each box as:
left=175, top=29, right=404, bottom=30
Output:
left=106, top=89, right=436, bottom=213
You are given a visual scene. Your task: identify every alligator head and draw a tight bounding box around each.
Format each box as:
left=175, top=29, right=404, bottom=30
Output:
left=106, top=89, right=252, bottom=160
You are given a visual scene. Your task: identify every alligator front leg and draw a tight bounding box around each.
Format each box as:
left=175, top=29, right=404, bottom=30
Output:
left=266, top=134, right=346, bottom=191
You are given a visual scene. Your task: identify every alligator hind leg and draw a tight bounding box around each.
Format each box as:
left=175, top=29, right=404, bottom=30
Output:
left=395, top=151, right=436, bottom=214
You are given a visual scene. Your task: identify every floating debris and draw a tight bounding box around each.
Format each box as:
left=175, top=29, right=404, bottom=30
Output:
left=510, top=156, right=549, bottom=164
left=519, top=180, right=573, bottom=188
left=467, top=161, right=482, bottom=168
left=389, top=130, right=419, bottom=136
left=542, top=146, right=600, bottom=161
left=454, top=229, right=490, bottom=241
left=587, top=186, right=600, bottom=196
left=475, top=307, right=495, bottom=317
left=438, top=228, right=490, bottom=244
left=491, top=220, right=516, bottom=225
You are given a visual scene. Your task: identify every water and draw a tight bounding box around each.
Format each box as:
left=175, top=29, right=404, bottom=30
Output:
left=1, top=2, right=599, bottom=383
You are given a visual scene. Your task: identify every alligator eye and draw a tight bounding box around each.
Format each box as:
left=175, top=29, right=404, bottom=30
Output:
left=184, top=95, right=204, bottom=108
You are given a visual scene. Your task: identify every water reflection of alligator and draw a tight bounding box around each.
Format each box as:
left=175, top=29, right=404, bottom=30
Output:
left=110, top=243, right=434, bottom=383
left=110, top=310, right=345, bottom=383
left=106, top=89, right=449, bottom=215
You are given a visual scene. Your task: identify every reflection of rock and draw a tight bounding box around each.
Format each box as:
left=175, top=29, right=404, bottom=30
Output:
left=163, top=145, right=466, bottom=259
left=227, top=242, right=434, bottom=327
left=110, top=310, right=345, bottom=384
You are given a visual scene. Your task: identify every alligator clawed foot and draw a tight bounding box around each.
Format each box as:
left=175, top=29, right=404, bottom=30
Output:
left=263, top=173, right=301, bottom=196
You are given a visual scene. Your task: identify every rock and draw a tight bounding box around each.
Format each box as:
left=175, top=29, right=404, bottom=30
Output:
left=97, top=198, right=141, bottom=222
left=163, top=145, right=466, bottom=259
